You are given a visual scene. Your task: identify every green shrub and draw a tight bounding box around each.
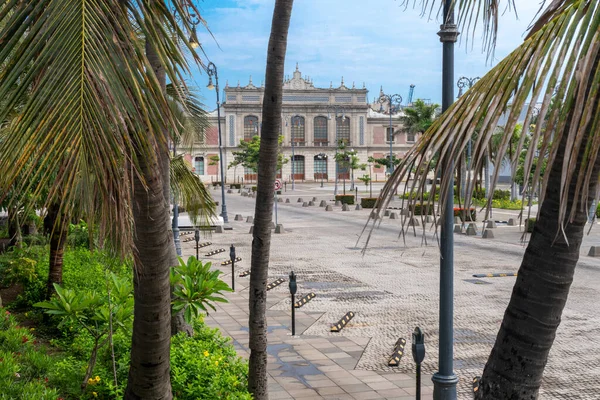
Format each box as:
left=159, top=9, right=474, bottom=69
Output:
left=335, top=195, right=355, bottom=205
left=361, top=198, right=379, bottom=209
left=493, top=189, right=511, bottom=200
left=0, top=309, right=59, bottom=400
left=212, top=182, right=222, bottom=187
left=596, top=202, right=600, bottom=218
left=229, top=184, right=241, bottom=189
left=251, top=186, right=257, bottom=192
left=526, top=218, right=536, bottom=233
left=412, top=203, right=433, bottom=216
left=171, top=319, right=251, bottom=400
left=473, top=188, right=486, bottom=200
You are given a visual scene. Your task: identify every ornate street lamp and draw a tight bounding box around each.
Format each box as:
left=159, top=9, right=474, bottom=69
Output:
left=326, top=105, right=346, bottom=196
left=316, top=153, right=327, bottom=187
left=378, top=92, right=403, bottom=175
left=206, top=62, right=229, bottom=223
left=434, top=0, right=460, bottom=398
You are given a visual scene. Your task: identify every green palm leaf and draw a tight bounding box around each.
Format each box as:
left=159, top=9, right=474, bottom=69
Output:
left=372, top=1, right=600, bottom=244
left=0, top=0, right=204, bottom=253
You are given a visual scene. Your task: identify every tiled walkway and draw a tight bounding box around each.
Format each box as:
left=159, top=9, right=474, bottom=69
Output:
left=204, top=278, right=434, bottom=400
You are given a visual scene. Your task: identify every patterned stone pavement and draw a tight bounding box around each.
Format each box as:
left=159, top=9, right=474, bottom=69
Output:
left=180, top=183, right=600, bottom=399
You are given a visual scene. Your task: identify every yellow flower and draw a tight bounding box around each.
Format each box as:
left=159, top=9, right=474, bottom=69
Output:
left=215, top=361, right=219, bottom=366
left=29, top=327, right=35, bottom=331
left=88, top=378, right=95, bottom=385
left=203, top=351, right=209, bottom=357
left=94, top=376, right=101, bottom=382
left=92, top=392, right=98, bottom=397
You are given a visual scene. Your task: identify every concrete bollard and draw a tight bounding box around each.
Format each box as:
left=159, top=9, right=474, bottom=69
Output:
left=308, top=201, right=315, bottom=206
left=342, top=204, right=350, bottom=211
left=486, top=220, right=497, bottom=229
left=408, top=217, right=420, bottom=227
left=277, top=197, right=283, bottom=203
left=355, top=204, right=362, bottom=210
left=285, top=198, right=290, bottom=203
left=302, top=202, right=309, bottom=207
left=227, top=189, right=233, bottom=194
left=384, top=210, right=391, bottom=217
left=234, top=214, right=243, bottom=221
left=466, top=223, right=477, bottom=236
left=390, top=212, right=399, bottom=219
left=507, top=218, right=517, bottom=226
left=370, top=211, right=380, bottom=219
left=325, top=205, right=333, bottom=211
left=274, top=224, right=284, bottom=234
left=214, top=225, right=223, bottom=233
left=335, top=200, right=342, bottom=206
left=297, top=198, right=303, bottom=203
left=426, top=215, right=435, bottom=223
left=242, top=192, right=248, bottom=197
left=588, top=246, right=600, bottom=257
left=249, top=225, right=254, bottom=234
left=482, top=230, right=495, bottom=239
left=319, top=200, right=327, bottom=207
left=454, top=216, right=461, bottom=224
left=453, top=225, right=462, bottom=233
left=246, top=216, right=254, bottom=223
left=401, top=208, right=410, bottom=216
left=312, top=197, right=318, bottom=202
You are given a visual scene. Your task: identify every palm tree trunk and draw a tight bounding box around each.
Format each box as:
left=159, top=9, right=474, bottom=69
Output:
left=248, top=1, right=293, bottom=398
left=476, top=55, right=600, bottom=398
left=125, top=151, right=174, bottom=400
left=46, top=203, right=68, bottom=299
left=124, top=41, right=175, bottom=400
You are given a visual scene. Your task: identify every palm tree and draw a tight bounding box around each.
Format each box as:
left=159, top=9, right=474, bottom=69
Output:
left=0, top=2, right=205, bottom=398
left=376, top=1, right=600, bottom=398
left=248, top=1, right=294, bottom=398
left=399, top=99, right=439, bottom=140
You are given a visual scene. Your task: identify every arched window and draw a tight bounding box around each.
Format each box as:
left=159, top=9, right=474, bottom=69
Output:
left=244, top=115, right=259, bottom=141
left=314, top=116, right=328, bottom=146
left=336, top=116, right=350, bottom=145
left=290, top=116, right=305, bottom=146
left=291, top=155, right=305, bottom=180
left=314, top=154, right=328, bottom=179
left=194, top=156, right=204, bottom=175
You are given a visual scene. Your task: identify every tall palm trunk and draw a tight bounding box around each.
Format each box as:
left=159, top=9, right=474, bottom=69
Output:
left=124, top=41, right=175, bottom=399
left=477, top=56, right=600, bottom=399
left=45, top=203, right=68, bottom=299
left=248, top=1, right=293, bottom=398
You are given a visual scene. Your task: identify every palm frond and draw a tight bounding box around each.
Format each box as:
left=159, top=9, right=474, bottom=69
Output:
left=369, top=0, right=600, bottom=246
left=0, top=0, right=205, bottom=255
left=167, top=83, right=210, bottom=152
left=170, top=155, right=216, bottom=228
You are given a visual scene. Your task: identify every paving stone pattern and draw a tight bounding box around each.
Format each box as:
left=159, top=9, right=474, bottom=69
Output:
left=180, top=183, right=600, bottom=399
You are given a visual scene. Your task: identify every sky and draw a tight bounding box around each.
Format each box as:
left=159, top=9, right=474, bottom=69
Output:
left=190, top=0, right=546, bottom=110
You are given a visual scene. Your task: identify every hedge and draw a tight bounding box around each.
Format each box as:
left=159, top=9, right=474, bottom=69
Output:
left=361, top=198, right=379, bottom=209
left=335, top=195, right=355, bottom=205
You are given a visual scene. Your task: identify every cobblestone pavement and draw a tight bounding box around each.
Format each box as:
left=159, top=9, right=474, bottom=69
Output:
left=182, top=183, right=600, bottom=399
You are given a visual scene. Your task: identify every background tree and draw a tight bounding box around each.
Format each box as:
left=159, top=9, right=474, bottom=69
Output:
left=248, top=1, right=294, bottom=398
left=399, top=99, right=439, bottom=138
left=378, top=1, right=600, bottom=398
left=209, top=155, right=221, bottom=182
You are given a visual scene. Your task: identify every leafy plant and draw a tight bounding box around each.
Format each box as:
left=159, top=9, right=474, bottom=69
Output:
left=335, top=195, right=355, bottom=205
left=361, top=198, right=379, bottom=209
left=170, top=257, right=232, bottom=324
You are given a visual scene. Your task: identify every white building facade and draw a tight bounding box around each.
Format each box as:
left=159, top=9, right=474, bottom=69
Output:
left=184, top=65, right=419, bottom=184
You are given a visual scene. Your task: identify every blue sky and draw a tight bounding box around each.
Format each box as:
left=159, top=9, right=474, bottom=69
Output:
left=190, top=0, right=544, bottom=110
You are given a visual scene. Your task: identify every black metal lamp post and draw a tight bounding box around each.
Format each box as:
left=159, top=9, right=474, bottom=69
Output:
left=289, top=271, right=297, bottom=336
left=229, top=244, right=236, bottom=291
left=378, top=92, right=403, bottom=175
left=316, top=153, right=327, bottom=187
left=326, top=106, right=346, bottom=196
left=206, top=62, right=229, bottom=223
left=433, top=1, right=460, bottom=398
left=412, top=327, right=426, bottom=400
left=457, top=76, right=480, bottom=199
left=194, top=228, right=200, bottom=259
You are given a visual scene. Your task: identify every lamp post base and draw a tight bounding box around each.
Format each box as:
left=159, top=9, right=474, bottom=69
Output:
left=432, top=372, right=458, bottom=400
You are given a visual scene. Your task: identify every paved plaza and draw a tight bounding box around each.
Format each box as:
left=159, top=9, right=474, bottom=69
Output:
left=180, top=182, right=600, bottom=399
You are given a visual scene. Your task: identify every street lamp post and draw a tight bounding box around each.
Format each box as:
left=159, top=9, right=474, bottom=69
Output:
left=316, top=153, right=327, bottom=187
left=378, top=92, right=403, bottom=175
left=327, top=106, right=345, bottom=196
left=457, top=77, right=479, bottom=199
left=433, top=0, right=460, bottom=398
left=206, top=62, right=229, bottom=224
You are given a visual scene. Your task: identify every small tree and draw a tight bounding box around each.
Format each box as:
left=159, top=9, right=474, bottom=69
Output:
left=208, top=155, right=220, bottom=182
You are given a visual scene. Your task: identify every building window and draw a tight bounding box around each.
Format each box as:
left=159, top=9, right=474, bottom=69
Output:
left=291, top=116, right=305, bottom=146
left=244, top=115, right=259, bottom=141
left=386, top=127, right=395, bottom=143
left=314, top=116, right=328, bottom=146
left=406, top=132, right=415, bottom=143
left=314, top=155, right=327, bottom=179
left=336, top=116, right=350, bottom=145
left=194, top=156, right=204, bottom=175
